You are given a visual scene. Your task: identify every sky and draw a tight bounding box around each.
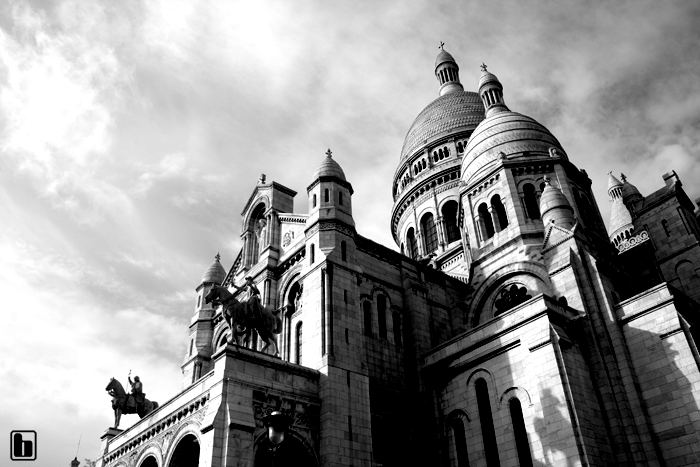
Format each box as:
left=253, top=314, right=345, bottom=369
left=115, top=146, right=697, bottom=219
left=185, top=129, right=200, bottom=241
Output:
left=1, top=0, right=700, bottom=464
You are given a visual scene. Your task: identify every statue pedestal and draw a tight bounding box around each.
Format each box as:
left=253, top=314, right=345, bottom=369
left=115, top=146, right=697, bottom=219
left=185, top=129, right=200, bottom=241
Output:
left=99, top=427, right=123, bottom=460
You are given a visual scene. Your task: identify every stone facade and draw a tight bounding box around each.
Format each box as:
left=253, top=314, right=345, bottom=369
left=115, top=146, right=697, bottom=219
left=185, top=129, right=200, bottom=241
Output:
left=97, top=48, right=700, bottom=466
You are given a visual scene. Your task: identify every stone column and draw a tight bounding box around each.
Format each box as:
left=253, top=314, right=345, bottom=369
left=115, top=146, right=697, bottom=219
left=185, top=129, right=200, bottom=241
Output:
left=489, top=206, right=501, bottom=232
left=436, top=215, right=447, bottom=249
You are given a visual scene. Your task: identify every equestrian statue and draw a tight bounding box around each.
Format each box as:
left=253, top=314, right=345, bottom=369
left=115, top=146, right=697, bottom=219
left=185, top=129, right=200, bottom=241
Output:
left=105, top=372, right=159, bottom=429
left=205, top=277, right=282, bottom=356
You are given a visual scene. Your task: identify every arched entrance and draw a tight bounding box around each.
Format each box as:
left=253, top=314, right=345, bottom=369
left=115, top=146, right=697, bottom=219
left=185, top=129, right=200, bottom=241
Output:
left=139, top=456, right=158, bottom=467
left=168, top=433, right=199, bottom=467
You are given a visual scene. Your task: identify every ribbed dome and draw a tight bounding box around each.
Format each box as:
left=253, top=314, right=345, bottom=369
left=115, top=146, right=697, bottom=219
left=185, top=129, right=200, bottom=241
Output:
left=435, top=49, right=456, bottom=69
left=201, top=254, right=226, bottom=285
left=312, top=153, right=346, bottom=181
left=461, top=111, right=565, bottom=185
left=609, top=200, right=634, bottom=238
left=400, top=91, right=484, bottom=161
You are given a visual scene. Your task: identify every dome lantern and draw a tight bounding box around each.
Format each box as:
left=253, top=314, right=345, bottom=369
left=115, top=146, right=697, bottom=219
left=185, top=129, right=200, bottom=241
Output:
left=478, top=63, right=509, bottom=117
left=434, top=43, right=464, bottom=96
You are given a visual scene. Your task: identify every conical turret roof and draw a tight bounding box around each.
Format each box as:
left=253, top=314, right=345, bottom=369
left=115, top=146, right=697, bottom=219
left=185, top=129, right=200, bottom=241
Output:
left=200, top=253, right=226, bottom=285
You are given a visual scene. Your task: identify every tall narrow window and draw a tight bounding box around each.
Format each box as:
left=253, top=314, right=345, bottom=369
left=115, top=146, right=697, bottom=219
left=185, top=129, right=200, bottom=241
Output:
left=491, top=195, right=508, bottom=231
left=457, top=141, right=464, bottom=153
left=475, top=378, right=500, bottom=467
left=662, top=219, right=671, bottom=237
left=189, top=339, right=194, bottom=356
left=313, top=194, right=317, bottom=208
left=197, top=295, right=201, bottom=308
left=363, top=301, right=372, bottom=336
left=295, top=322, right=303, bottom=364
left=324, top=188, right=329, bottom=203
left=310, top=244, right=315, bottom=264
left=339, top=191, right=344, bottom=206
left=392, top=311, right=402, bottom=347
left=478, top=203, right=495, bottom=239
left=377, top=295, right=387, bottom=338
left=509, top=398, right=533, bottom=467
left=450, top=418, right=470, bottom=467
left=341, top=241, right=347, bottom=261
left=407, top=228, right=418, bottom=259
left=442, top=201, right=460, bottom=243
left=523, top=184, right=540, bottom=220
left=421, top=212, right=438, bottom=253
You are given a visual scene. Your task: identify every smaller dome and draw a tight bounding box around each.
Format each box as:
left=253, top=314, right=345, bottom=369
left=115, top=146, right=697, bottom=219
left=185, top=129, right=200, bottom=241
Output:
left=620, top=173, right=643, bottom=205
left=312, top=149, right=346, bottom=181
left=201, top=253, right=226, bottom=285
left=607, top=172, right=623, bottom=191
left=539, top=177, right=575, bottom=228
left=478, top=70, right=500, bottom=89
left=435, top=49, right=456, bottom=69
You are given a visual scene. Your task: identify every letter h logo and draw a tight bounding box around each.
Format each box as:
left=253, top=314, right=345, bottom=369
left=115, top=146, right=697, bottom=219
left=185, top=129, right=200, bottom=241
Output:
left=10, top=431, right=36, bottom=461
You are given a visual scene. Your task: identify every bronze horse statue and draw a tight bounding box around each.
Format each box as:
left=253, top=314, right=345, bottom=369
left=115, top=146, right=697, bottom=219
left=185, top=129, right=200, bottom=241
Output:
left=205, top=285, right=282, bottom=356
left=105, top=378, right=159, bottom=428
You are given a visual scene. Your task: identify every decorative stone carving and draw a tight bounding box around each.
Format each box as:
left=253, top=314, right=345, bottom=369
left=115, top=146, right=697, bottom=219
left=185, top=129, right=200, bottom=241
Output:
left=617, top=230, right=650, bottom=254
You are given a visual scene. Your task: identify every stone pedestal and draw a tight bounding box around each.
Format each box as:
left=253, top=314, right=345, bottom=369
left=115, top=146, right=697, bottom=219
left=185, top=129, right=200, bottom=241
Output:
left=97, top=427, right=123, bottom=466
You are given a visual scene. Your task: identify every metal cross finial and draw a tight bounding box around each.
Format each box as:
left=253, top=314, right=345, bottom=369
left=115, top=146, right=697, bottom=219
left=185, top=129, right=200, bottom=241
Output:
left=438, top=41, right=445, bottom=50
left=215, top=252, right=221, bottom=262
left=480, top=63, right=488, bottom=73
left=325, top=148, right=333, bottom=158
left=621, top=173, right=627, bottom=182
left=259, top=173, right=266, bottom=184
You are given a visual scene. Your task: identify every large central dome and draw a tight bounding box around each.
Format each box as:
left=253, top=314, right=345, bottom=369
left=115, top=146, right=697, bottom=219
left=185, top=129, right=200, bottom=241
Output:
left=400, top=90, right=484, bottom=161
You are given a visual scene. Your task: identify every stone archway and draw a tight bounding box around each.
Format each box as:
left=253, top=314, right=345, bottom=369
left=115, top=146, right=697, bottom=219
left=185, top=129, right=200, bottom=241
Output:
left=139, top=456, right=158, bottom=467
left=167, top=433, right=199, bottom=467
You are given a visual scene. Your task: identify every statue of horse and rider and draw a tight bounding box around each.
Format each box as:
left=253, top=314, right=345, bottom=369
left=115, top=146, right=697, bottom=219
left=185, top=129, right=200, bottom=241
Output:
left=105, top=372, right=159, bottom=429
left=205, top=277, right=282, bottom=356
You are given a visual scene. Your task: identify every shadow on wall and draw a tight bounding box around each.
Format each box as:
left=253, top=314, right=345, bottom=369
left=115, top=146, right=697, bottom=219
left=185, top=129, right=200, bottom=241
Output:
left=531, top=324, right=700, bottom=466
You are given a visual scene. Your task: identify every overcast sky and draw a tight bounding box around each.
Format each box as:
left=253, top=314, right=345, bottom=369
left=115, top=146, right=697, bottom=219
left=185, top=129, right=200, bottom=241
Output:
left=2, top=0, right=700, bottom=464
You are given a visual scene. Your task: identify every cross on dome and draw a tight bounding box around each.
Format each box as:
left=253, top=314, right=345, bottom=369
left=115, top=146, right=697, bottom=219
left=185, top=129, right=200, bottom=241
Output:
left=325, top=148, right=333, bottom=158
left=215, top=252, right=221, bottom=262
left=438, top=41, right=445, bottom=50
left=480, top=63, right=488, bottom=73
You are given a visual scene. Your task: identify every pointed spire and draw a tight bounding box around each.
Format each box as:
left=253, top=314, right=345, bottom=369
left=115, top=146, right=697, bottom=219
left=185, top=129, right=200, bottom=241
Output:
left=434, top=44, right=463, bottom=96
left=539, top=176, right=575, bottom=228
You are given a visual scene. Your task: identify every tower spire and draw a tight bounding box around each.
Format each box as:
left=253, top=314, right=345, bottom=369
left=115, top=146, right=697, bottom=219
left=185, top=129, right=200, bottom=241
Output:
left=434, top=45, right=463, bottom=96
left=478, top=64, right=509, bottom=116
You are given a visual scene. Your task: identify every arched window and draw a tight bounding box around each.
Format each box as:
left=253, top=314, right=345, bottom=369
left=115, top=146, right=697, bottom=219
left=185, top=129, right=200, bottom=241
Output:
left=434, top=153, right=438, bottom=162
left=341, top=240, right=347, bottom=261
left=295, top=322, right=303, bottom=364
left=339, top=191, right=344, bottom=206
left=168, top=434, right=200, bottom=467
left=140, top=456, right=158, bottom=467
left=439, top=148, right=444, bottom=159
left=310, top=244, right=315, bottom=264
left=475, top=378, right=500, bottom=467
left=324, top=188, right=329, bottom=203
left=377, top=295, right=387, bottom=338
left=422, top=159, right=427, bottom=170
left=363, top=301, right=372, bottom=336
left=313, top=194, right=317, bottom=208
left=457, top=141, right=464, bottom=153
left=421, top=212, right=438, bottom=253
left=491, top=195, right=508, bottom=231
left=407, top=228, right=418, bottom=259
left=478, top=203, right=495, bottom=240
left=217, top=333, right=229, bottom=349
left=509, top=398, right=533, bottom=467
left=442, top=201, right=460, bottom=243
left=523, top=184, right=540, bottom=220
left=392, top=311, right=402, bottom=347
left=449, top=418, right=469, bottom=467
left=445, top=146, right=450, bottom=157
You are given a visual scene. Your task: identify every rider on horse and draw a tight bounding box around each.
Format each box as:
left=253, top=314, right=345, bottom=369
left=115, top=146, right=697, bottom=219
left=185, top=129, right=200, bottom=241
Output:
left=233, top=276, right=263, bottom=322
left=128, top=373, right=145, bottom=412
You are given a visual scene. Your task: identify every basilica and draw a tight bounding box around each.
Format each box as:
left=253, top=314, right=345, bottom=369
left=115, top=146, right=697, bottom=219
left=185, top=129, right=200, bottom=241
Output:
left=97, top=47, right=700, bottom=466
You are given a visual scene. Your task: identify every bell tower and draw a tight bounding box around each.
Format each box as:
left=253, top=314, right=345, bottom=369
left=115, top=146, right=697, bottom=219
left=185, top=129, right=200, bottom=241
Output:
left=181, top=253, right=225, bottom=387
